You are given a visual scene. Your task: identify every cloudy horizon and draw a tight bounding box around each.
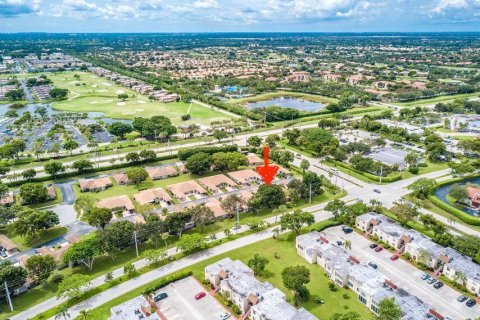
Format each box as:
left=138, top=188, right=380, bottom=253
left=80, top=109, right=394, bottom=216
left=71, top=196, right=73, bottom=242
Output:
left=0, top=0, right=479, bottom=33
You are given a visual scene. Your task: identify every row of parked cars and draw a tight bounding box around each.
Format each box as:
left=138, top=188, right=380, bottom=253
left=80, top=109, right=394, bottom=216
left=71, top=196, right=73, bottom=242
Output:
left=368, top=243, right=399, bottom=260
left=421, top=273, right=477, bottom=307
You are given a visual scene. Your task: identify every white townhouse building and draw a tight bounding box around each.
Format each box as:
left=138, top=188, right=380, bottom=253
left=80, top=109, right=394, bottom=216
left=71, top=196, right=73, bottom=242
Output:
left=204, top=258, right=318, bottom=320
left=442, top=248, right=480, bottom=295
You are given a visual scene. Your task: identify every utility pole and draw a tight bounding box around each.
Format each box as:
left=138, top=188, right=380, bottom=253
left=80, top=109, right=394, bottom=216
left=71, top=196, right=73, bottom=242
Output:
left=309, top=182, right=312, bottom=204
left=4, top=280, right=13, bottom=311
left=133, top=231, right=139, bottom=257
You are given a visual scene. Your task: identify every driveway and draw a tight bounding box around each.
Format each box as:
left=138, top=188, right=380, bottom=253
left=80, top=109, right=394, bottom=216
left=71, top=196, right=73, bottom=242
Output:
left=322, top=226, right=479, bottom=320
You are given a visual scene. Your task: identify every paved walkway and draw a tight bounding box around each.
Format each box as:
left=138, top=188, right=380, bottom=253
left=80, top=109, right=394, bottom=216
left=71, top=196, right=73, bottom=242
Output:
left=11, top=202, right=333, bottom=320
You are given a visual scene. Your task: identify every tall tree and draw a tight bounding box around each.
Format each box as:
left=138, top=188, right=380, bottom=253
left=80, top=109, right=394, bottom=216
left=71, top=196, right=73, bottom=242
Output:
left=56, top=274, right=91, bottom=300
left=376, top=298, right=402, bottom=320
left=63, top=237, right=102, bottom=272
left=25, top=254, right=56, bottom=284
left=282, top=265, right=310, bottom=306
left=280, top=210, right=315, bottom=235
left=247, top=254, right=269, bottom=275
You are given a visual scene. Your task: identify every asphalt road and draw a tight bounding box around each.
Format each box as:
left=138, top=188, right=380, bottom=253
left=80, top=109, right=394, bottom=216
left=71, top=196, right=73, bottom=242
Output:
left=323, top=226, right=479, bottom=320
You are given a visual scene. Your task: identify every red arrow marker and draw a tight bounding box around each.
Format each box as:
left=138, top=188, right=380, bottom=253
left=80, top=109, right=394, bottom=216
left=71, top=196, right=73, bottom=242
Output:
left=256, top=146, right=279, bottom=185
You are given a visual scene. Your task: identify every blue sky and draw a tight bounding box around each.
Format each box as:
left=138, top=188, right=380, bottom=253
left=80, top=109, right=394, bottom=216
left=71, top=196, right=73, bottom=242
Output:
left=0, top=0, right=479, bottom=33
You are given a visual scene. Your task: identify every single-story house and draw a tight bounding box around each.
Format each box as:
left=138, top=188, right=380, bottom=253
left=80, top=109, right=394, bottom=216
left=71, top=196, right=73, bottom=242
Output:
left=134, top=188, right=172, bottom=206
left=0, top=192, right=15, bottom=206
left=37, top=235, right=80, bottom=265
left=464, top=186, right=480, bottom=209
left=198, top=174, right=237, bottom=193
left=227, top=169, right=262, bottom=186
left=0, top=234, right=18, bottom=256
left=145, top=166, right=178, bottom=180
left=79, top=176, right=113, bottom=192
left=46, top=186, right=56, bottom=200
left=97, top=195, right=135, bottom=214
left=168, top=180, right=207, bottom=202
left=205, top=198, right=229, bottom=219
left=112, top=172, right=132, bottom=185
left=247, top=154, right=263, bottom=166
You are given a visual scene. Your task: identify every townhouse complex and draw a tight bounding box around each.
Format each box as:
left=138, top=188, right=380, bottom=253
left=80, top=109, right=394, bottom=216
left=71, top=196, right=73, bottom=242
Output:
left=356, top=212, right=480, bottom=296
left=205, top=258, right=318, bottom=320
left=296, top=231, right=439, bottom=320
left=89, top=67, right=179, bottom=103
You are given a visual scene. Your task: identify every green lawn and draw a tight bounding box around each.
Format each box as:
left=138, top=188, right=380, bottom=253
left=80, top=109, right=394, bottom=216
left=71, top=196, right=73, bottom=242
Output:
left=53, top=223, right=374, bottom=320
left=227, top=91, right=338, bottom=105
left=0, top=181, right=342, bottom=319
left=0, top=226, right=67, bottom=251
left=398, top=92, right=480, bottom=107
left=48, top=71, right=232, bottom=125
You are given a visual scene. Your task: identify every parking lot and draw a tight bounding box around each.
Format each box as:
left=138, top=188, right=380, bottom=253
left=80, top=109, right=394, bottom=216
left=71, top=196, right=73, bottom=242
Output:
left=154, top=276, right=231, bottom=320
left=365, top=147, right=409, bottom=169
left=322, top=226, right=479, bottom=320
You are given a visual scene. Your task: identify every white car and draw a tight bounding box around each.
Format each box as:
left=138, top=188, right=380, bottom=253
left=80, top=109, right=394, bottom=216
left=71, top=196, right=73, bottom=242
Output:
left=219, top=312, right=231, bottom=320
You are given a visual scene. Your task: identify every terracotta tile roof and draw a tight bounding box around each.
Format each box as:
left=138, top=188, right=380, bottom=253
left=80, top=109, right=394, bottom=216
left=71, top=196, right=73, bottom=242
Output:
left=247, top=293, right=259, bottom=305
left=227, top=169, right=262, bottom=184
left=145, top=166, right=178, bottom=180
left=205, top=198, right=228, bottom=218
left=466, top=186, right=480, bottom=204
left=198, top=174, right=237, bottom=192
left=112, top=172, right=131, bottom=185
left=247, top=154, right=263, bottom=165
left=79, top=176, right=112, bottom=191
left=46, top=186, right=56, bottom=199
left=97, top=195, right=135, bottom=211
left=0, top=234, right=17, bottom=251
left=134, top=188, right=172, bottom=205
left=168, top=180, right=206, bottom=200
left=0, top=193, right=15, bottom=206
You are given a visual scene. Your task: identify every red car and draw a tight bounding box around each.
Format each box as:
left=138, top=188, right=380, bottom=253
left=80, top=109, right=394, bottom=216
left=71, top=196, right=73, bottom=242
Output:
left=374, top=246, right=383, bottom=252
left=195, top=292, right=206, bottom=300
left=390, top=255, right=399, bottom=261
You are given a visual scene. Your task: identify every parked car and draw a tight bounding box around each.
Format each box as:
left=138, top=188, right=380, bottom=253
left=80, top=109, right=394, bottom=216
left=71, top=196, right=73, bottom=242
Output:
left=154, top=292, right=168, bottom=302
left=373, top=189, right=381, bottom=193
left=421, top=273, right=430, bottom=280
left=369, top=243, right=378, bottom=249
left=368, top=261, right=378, bottom=269
left=195, top=292, right=206, bottom=300
left=426, top=278, right=437, bottom=284
left=433, top=281, right=444, bottom=289
left=219, top=312, right=231, bottom=320
left=457, top=295, right=468, bottom=303
left=336, top=240, right=343, bottom=246
left=466, top=299, right=476, bottom=307
left=390, top=255, right=399, bottom=261
left=342, top=227, right=353, bottom=234
left=374, top=246, right=383, bottom=252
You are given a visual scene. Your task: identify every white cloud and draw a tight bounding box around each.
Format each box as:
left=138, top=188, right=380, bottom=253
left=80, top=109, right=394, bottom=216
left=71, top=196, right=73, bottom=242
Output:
left=431, top=0, right=468, bottom=13
left=192, top=0, right=218, bottom=9
left=0, top=0, right=41, bottom=17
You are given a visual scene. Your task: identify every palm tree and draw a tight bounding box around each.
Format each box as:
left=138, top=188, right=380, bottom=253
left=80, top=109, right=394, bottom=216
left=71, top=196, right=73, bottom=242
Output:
left=78, top=309, right=91, bottom=320
left=55, top=306, right=70, bottom=320
left=343, top=240, right=352, bottom=251
left=369, top=199, right=382, bottom=213
left=454, top=271, right=466, bottom=286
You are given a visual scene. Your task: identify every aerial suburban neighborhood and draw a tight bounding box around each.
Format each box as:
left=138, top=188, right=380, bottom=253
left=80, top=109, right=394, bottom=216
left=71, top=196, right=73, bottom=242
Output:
left=0, top=2, right=479, bottom=320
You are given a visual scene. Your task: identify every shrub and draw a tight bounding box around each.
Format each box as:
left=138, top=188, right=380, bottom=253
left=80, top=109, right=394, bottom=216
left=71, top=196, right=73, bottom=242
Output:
left=231, top=304, right=241, bottom=315
left=50, top=273, right=64, bottom=284
left=409, top=166, right=419, bottom=174
left=328, top=281, right=338, bottom=291
left=143, top=271, right=192, bottom=295
left=181, top=114, right=191, bottom=121
left=342, top=293, right=350, bottom=299
left=177, top=145, right=238, bottom=160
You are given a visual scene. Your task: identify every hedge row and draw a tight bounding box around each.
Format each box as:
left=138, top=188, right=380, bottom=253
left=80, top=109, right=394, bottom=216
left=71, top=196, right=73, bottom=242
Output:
left=7, top=154, right=178, bottom=187
left=143, top=271, right=193, bottom=295
left=428, top=194, right=480, bottom=226
left=177, top=145, right=238, bottom=161
left=332, top=160, right=402, bottom=183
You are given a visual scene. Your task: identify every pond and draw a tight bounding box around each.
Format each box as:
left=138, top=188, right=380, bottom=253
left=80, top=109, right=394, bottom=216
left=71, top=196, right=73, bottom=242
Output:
left=434, top=176, right=480, bottom=217
left=0, top=103, right=129, bottom=124
left=246, top=96, right=325, bottom=112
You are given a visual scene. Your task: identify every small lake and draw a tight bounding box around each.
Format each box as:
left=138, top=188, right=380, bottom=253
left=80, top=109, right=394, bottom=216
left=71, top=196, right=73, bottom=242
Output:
left=247, top=97, right=325, bottom=112
left=434, top=176, right=480, bottom=217
left=0, top=103, right=129, bottom=124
